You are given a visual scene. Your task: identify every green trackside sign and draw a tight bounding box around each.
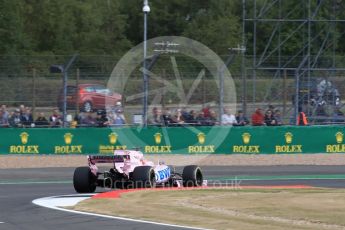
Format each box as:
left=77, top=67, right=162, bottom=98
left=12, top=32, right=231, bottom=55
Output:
left=1, top=125, right=345, bottom=154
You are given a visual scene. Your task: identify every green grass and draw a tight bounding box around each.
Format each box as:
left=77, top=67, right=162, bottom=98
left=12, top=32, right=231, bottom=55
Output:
left=72, top=188, right=345, bottom=230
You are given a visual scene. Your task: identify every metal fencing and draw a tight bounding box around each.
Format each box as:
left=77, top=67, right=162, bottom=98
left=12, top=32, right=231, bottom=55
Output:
left=0, top=54, right=344, bottom=126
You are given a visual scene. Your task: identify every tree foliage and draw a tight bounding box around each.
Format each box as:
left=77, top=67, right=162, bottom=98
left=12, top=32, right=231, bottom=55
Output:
left=0, top=0, right=242, bottom=56
left=0, top=0, right=344, bottom=58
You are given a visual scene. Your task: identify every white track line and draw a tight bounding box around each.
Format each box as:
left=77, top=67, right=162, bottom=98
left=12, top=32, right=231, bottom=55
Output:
left=0, top=181, right=71, bottom=185
left=32, top=195, right=211, bottom=230
left=0, top=222, right=4, bottom=224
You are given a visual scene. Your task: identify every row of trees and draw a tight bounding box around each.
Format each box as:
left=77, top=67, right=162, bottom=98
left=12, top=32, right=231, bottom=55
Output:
left=0, top=0, right=242, bottom=56
left=1, top=0, right=345, bottom=57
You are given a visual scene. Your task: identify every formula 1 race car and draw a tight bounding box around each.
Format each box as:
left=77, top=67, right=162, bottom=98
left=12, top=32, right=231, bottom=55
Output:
left=73, top=149, right=205, bottom=193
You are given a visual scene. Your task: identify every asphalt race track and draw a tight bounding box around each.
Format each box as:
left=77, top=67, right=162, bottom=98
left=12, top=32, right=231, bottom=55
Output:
left=1, top=165, right=345, bottom=230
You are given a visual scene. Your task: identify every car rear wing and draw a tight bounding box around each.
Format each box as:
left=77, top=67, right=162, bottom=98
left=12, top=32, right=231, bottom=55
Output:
left=88, top=155, right=130, bottom=164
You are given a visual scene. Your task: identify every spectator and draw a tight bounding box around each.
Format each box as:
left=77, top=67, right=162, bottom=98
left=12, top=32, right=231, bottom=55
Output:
left=267, top=104, right=275, bottom=113
left=202, top=105, right=211, bottom=118
left=49, top=109, right=63, bottom=127
left=195, top=111, right=207, bottom=126
left=185, top=110, right=198, bottom=125
left=162, top=108, right=173, bottom=126
left=205, top=110, right=218, bottom=126
left=19, top=104, right=25, bottom=115
left=221, top=108, right=237, bottom=125
left=147, top=107, right=157, bottom=124
left=81, top=112, right=97, bottom=126
left=0, top=110, right=9, bottom=127
left=35, top=112, right=49, bottom=127
left=171, top=109, right=185, bottom=126
left=274, top=109, right=283, bottom=125
left=114, top=101, right=123, bottom=113
left=235, top=110, right=249, bottom=126
left=65, top=114, right=74, bottom=127
left=1, top=105, right=9, bottom=122
left=96, top=110, right=109, bottom=127
left=251, top=108, right=265, bottom=126
left=148, top=107, right=164, bottom=126
left=9, top=109, right=23, bottom=127
left=73, top=112, right=85, bottom=125
left=112, top=109, right=126, bottom=125
left=70, top=120, right=78, bottom=128
left=181, top=107, right=191, bottom=121
left=21, top=108, right=34, bottom=127
left=264, top=110, right=277, bottom=126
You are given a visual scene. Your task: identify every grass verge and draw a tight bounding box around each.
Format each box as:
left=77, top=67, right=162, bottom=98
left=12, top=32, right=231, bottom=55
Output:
left=71, top=188, right=345, bottom=230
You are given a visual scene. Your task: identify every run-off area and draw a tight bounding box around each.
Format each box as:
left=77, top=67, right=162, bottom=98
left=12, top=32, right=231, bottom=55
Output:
left=70, top=188, right=345, bottom=230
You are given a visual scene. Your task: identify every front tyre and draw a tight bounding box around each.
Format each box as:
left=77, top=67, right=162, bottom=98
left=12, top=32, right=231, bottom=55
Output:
left=132, top=166, right=156, bottom=188
left=73, top=167, right=97, bottom=193
left=182, top=165, right=203, bottom=187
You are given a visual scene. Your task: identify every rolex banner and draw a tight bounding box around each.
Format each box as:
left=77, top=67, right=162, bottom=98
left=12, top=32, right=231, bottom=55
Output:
left=1, top=126, right=345, bottom=154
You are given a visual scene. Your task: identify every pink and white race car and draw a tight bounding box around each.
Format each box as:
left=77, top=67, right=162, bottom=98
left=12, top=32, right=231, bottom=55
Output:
left=73, top=149, right=205, bottom=193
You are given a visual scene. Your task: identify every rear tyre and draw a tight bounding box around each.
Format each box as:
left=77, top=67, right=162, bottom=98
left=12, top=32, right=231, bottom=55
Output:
left=73, top=167, right=97, bottom=193
left=182, top=165, right=203, bottom=187
left=132, top=166, right=156, bottom=188
left=83, top=101, right=93, bottom=112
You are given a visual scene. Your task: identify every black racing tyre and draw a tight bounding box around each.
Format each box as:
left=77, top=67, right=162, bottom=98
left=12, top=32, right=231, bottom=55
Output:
left=73, top=167, right=97, bottom=193
left=132, top=166, right=156, bottom=188
left=166, top=166, right=178, bottom=187
left=82, top=101, right=93, bottom=112
left=182, top=165, right=203, bottom=187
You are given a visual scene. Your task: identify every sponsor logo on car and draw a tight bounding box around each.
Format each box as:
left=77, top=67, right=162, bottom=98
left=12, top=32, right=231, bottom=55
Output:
left=155, top=167, right=171, bottom=181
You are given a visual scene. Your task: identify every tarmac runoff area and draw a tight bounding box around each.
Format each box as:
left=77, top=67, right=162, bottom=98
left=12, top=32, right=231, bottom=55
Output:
left=2, top=166, right=345, bottom=230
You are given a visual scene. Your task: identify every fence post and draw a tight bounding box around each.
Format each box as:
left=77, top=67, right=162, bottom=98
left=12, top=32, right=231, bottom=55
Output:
left=162, top=68, right=166, bottom=108
left=32, top=68, right=36, bottom=120
left=76, top=68, right=80, bottom=115
left=283, top=69, right=287, bottom=119
left=294, top=70, right=300, bottom=125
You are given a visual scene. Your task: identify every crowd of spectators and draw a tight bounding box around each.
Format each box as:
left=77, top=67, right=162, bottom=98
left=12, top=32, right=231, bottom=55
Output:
left=148, top=105, right=285, bottom=127
left=148, top=107, right=219, bottom=126
left=0, top=103, right=297, bottom=128
left=0, top=105, right=62, bottom=128
left=75, top=107, right=127, bottom=127
left=0, top=104, right=127, bottom=128
left=65, top=102, right=127, bottom=127
left=250, top=107, right=284, bottom=126
left=0, top=105, right=49, bottom=128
